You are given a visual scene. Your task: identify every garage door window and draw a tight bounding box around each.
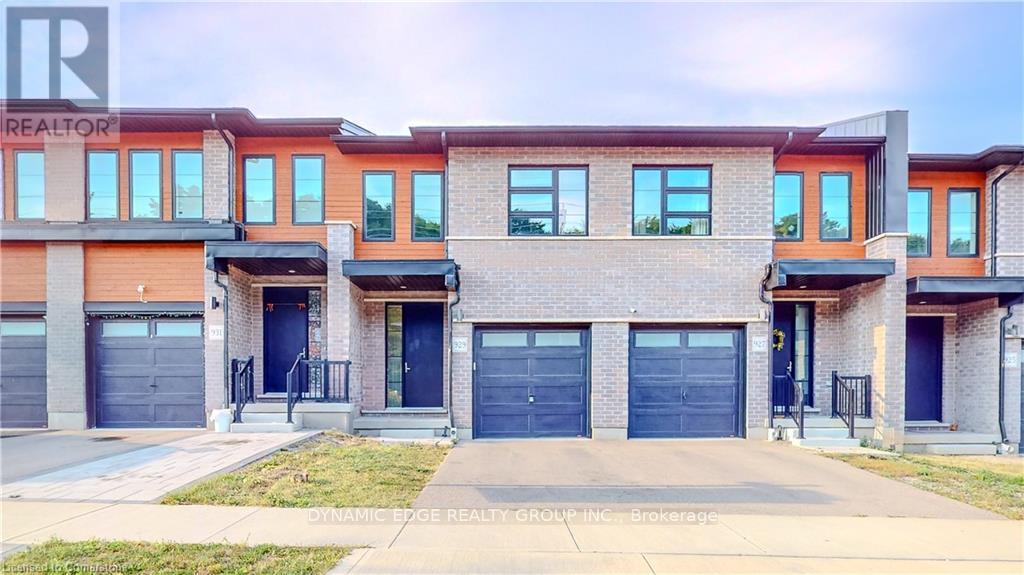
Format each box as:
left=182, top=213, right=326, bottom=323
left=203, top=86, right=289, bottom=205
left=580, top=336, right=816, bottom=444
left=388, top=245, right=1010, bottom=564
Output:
left=687, top=332, right=734, bottom=348
left=535, top=331, right=581, bottom=347
left=634, top=332, right=681, bottom=347
left=155, top=321, right=202, bottom=337
left=481, top=332, right=528, bottom=347
left=0, top=321, right=45, bottom=336
left=101, top=322, right=149, bottom=337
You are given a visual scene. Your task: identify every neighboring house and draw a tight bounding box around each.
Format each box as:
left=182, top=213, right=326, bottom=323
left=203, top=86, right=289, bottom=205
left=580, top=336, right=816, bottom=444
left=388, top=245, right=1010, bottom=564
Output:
left=0, top=101, right=1021, bottom=454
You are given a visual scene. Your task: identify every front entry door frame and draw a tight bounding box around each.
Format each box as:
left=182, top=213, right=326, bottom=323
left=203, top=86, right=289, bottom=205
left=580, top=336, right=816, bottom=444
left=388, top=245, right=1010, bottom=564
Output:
left=905, top=315, right=943, bottom=421
left=263, top=287, right=312, bottom=394
left=385, top=302, right=444, bottom=408
left=772, top=302, right=814, bottom=409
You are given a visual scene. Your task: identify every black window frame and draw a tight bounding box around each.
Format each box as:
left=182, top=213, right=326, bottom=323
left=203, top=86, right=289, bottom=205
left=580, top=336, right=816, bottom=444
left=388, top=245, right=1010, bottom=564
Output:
left=128, top=149, right=163, bottom=221
left=411, top=170, right=445, bottom=242
left=13, top=150, right=45, bottom=221
left=362, top=170, right=396, bottom=242
left=171, top=149, right=204, bottom=221
left=291, top=154, right=325, bottom=225
left=946, top=187, right=980, bottom=258
left=507, top=166, right=589, bottom=237
left=242, top=154, right=276, bottom=225
left=818, top=171, right=852, bottom=242
left=773, top=171, right=804, bottom=241
left=907, top=187, right=932, bottom=258
left=631, top=165, right=713, bottom=237
left=85, top=149, right=119, bottom=221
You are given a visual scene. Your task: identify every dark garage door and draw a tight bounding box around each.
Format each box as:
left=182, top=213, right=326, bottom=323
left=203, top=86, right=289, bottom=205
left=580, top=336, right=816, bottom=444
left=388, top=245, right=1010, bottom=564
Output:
left=0, top=318, right=47, bottom=428
left=93, top=318, right=205, bottom=428
left=629, top=327, right=743, bottom=438
left=474, top=328, right=589, bottom=438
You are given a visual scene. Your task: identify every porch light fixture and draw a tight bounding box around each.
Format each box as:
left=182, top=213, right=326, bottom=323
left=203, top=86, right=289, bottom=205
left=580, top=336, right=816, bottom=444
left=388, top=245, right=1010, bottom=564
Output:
left=211, top=296, right=220, bottom=310
left=400, top=285, right=408, bottom=290
left=798, top=285, right=807, bottom=289
left=287, top=269, right=296, bottom=274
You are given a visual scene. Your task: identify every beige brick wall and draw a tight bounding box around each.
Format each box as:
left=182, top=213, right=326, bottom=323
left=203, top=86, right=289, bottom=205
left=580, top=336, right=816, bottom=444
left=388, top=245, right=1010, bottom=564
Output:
left=45, top=242, right=87, bottom=428
left=43, top=136, right=85, bottom=222
left=202, top=130, right=233, bottom=221
left=954, top=298, right=1002, bottom=435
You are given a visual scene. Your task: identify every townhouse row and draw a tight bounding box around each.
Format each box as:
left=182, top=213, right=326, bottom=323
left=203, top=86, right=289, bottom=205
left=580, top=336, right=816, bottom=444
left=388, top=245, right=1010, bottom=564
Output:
left=1, top=101, right=1022, bottom=453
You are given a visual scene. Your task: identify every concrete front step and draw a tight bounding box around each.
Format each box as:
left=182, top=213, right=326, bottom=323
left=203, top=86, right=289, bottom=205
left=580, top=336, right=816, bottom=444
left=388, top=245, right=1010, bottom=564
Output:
left=229, top=421, right=302, bottom=433
left=791, top=437, right=862, bottom=449
left=775, top=416, right=873, bottom=429
left=903, top=432, right=1001, bottom=445
left=784, top=426, right=856, bottom=440
left=354, top=416, right=449, bottom=439
left=904, top=443, right=999, bottom=455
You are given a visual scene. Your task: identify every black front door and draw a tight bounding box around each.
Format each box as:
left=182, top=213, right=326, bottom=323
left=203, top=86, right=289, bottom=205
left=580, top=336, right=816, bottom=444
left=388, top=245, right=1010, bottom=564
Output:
left=772, top=302, right=813, bottom=413
left=386, top=303, right=443, bottom=408
left=263, top=288, right=310, bottom=393
left=906, top=316, right=943, bottom=421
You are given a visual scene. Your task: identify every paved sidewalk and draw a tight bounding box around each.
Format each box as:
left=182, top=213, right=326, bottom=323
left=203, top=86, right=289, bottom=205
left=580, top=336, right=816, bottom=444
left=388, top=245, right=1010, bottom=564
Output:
left=2, top=501, right=1021, bottom=572
left=1, top=432, right=315, bottom=503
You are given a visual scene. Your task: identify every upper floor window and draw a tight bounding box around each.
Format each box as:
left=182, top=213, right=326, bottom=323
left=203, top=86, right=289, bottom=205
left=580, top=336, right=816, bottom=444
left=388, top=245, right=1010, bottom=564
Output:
left=172, top=151, right=203, bottom=220
left=129, top=150, right=162, bottom=219
left=633, top=167, right=711, bottom=236
left=412, top=171, right=444, bottom=241
left=243, top=156, right=274, bottom=223
left=292, top=155, right=324, bottom=224
left=508, top=167, right=587, bottom=236
left=819, top=173, right=851, bottom=241
left=363, top=171, right=394, bottom=241
left=907, top=188, right=931, bottom=257
left=948, top=188, right=979, bottom=257
left=87, top=151, right=118, bottom=220
left=15, top=151, right=44, bottom=219
left=774, top=172, right=803, bottom=240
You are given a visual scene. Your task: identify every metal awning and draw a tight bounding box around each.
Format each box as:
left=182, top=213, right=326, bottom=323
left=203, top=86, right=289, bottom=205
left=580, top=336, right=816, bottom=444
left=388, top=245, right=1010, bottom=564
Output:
left=206, top=241, right=327, bottom=275
left=767, top=259, right=896, bottom=290
left=907, top=276, right=1024, bottom=307
left=342, top=259, right=457, bottom=291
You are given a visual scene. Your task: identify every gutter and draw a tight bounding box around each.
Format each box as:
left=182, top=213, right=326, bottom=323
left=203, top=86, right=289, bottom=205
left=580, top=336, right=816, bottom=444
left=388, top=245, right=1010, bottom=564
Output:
left=211, top=113, right=237, bottom=223
left=989, top=158, right=1024, bottom=277
left=214, top=272, right=231, bottom=409
left=440, top=130, right=459, bottom=439
left=773, top=130, right=794, bottom=162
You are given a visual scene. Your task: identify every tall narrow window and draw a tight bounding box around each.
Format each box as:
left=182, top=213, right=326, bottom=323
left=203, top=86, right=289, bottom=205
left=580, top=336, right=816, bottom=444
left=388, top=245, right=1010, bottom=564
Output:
left=385, top=305, right=403, bottom=407
left=172, top=151, right=203, bottom=220
left=243, top=156, right=274, bottom=223
left=363, top=172, right=394, bottom=240
left=774, top=172, right=803, bottom=240
left=508, top=167, right=587, bottom=236
left=412, top=172, right=444, bottom=240
left=292, top=155, right=324, bottom=224
left=14, top=151, right=44, bottom=219
left=948, top=188, right=979, bottom=256
left=130, top=151, right=162, bottom=219
left=907, top=188, right=931, bottom=257
left=87, top=151, right=118, bottom=219
left=794, top=303, right=813, bottom=406
left=632, top=167, right=711, bottom=236
left=819, top=173, right=851, bottom=240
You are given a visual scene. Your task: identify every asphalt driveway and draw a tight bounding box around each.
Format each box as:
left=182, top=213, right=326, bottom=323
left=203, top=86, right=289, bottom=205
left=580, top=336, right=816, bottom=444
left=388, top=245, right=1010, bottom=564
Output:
left=413, top=439, right=999, bottom=519
left=0, top=429, right=202, bottom=483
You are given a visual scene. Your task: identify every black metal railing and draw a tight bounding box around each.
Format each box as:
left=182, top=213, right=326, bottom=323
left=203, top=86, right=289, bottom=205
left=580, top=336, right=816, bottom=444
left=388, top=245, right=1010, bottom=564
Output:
left=832, top=372, right=872, bottom=439
left=772, top=373, right=805, bottom=439
left=230, top=356, right=255, bottom=423
left=286, top=353, right=352, bottom=424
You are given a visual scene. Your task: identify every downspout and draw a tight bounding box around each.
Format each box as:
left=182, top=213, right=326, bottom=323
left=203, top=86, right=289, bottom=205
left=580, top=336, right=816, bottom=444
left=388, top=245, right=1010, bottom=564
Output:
left=763, top=132, right=793, bottom=439
left=989, top=158, right=1023, bottom=277
left=440, top=130, right=459, bottom=438
left=210, top=113, right=236, bottom=224
left=214, top=271, right=231, bottom=409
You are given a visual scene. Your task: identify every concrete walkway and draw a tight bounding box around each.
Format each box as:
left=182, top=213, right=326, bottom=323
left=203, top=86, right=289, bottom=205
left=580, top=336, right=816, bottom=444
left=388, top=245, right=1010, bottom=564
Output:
left=1, top=431, right=315, bottom=503
left=2, top=501, right=1021, bottom=573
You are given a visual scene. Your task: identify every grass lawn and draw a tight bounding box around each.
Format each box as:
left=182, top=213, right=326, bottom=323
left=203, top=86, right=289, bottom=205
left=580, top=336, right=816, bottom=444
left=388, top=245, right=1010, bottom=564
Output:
left=0, top=539, right=348, bottom=575
left=827, top=452, right=1024, bottom=519
left=162, top=432, right=449, bottom=508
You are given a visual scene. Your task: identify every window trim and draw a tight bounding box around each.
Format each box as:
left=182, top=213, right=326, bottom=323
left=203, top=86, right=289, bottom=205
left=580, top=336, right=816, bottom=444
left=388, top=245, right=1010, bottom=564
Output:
left=818, top=171, right=852, bottom=242
left=773, top=171, right=804, bottom=242
left=631, top=165, right=713, bottom=237
left=907, top=187, right=932, bottom=258
left=171, top=149, right=204, bottom=221
left=242, top=154, right=276, bottom=225
left=362, top=170, right=396, bottom=242
left=128, top=149, right=164, bottom=221
left=291, top=154, right=325, bottom=225
left=411, top=170, right=445, bottom=242
left=13, top=149, right=45, bottom=221
left=507, top=165, right=589, bottom=237
left=85, top=149, right=119, bottom=221
left=946, top=187, right=980, bottom=258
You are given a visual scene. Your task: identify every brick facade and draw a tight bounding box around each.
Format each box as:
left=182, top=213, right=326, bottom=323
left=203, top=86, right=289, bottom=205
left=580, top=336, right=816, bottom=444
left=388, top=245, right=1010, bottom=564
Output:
left=45, top=242, right=87, bottom=429
left=42, top=137, right=85, bottom=222
left=202, top=130, right=233, bottom=222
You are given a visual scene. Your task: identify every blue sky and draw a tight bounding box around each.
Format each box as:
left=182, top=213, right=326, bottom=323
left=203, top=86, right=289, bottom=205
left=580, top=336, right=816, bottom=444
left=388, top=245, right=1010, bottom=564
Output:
left=118, top=1, right=1022, bottom=152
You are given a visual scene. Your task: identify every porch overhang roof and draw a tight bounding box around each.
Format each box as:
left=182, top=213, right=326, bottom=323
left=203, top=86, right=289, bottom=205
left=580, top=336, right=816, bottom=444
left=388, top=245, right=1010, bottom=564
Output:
left=767, top=259, right=896, bottom=290
left=342, top=259, right=458, bottom=291
left=907, top=276, right=1024, bottom=307
left=205, top=241, right=327, bottom=276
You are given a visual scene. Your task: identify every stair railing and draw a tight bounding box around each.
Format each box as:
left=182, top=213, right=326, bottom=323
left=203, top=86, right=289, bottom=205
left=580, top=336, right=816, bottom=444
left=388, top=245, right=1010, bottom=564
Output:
left=832, top=372, right=871, bottom=439
left=285, top=349, right=306, bottom=425
left=231, top=356, right=255, bottom=424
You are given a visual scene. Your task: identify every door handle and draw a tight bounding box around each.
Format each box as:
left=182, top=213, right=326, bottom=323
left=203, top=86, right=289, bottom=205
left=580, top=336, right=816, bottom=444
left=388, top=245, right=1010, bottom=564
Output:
left=404, top=362, right=411, bottom=374
left=149, top=384, right=158, bottom=388
left=528, top=394, right=535, bottom=404
left=682, top=390, right=688, bottom=401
